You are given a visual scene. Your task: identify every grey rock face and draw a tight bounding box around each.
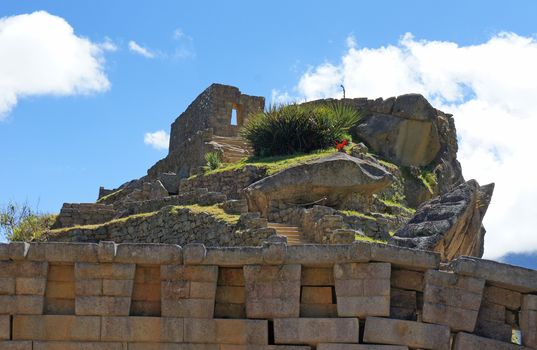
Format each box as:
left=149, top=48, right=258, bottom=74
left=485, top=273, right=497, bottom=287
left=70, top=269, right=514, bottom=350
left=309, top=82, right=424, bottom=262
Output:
left=243, top=153, right=393, bottom=217
left=390, top=179, right=494, bottom=261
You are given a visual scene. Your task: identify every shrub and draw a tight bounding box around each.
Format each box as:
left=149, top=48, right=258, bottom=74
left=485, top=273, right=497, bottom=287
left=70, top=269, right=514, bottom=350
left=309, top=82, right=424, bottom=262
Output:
left=205, top=151, right=221, bottom=170
left=241, top=102, right=360, bottom=157
left=0, top=201, right=56, bottom=241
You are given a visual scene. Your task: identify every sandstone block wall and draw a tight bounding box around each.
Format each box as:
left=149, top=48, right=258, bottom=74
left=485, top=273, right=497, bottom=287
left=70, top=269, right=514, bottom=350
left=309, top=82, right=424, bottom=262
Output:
left=0, top=241, right=536, bottom=349
left=52, top=203, right=116, bottom=229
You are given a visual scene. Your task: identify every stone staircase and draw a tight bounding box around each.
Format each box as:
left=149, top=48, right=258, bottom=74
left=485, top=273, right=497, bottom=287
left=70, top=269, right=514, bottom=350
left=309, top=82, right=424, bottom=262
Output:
left=210, top=136, right=252, bottom=163
left=267, top=222, right=306, bottom=245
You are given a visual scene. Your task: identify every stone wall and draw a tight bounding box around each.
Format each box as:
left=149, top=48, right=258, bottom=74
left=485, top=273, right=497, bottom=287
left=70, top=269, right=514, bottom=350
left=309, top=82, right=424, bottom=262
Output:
left=45, top=207, right=272, bottom=247
left=52, top=203, right=117, bottom=229
left=0, top=241, right=536, bottom=349
left=180, top=165, right=268, bottom=200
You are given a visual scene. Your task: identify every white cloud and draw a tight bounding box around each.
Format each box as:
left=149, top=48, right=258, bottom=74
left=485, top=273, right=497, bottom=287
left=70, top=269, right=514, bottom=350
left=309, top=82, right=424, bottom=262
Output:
left=128, top=40, right=155, bottom=58
left=144, top=130, right=169, bottom=150
left=0, top=11, right=111, bottom=119
left=276, top=32, right=537, bottom=260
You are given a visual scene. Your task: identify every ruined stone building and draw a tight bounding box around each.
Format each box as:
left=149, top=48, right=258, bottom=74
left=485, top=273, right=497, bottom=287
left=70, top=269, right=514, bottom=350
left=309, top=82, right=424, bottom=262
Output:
left=1, top=84, right=535, bottom=349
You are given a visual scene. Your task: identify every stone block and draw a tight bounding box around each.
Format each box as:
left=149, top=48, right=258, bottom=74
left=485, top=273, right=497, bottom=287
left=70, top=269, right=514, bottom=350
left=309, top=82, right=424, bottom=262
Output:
left=449, top=256, right=537, bottom=293
left=318, top=344, right=408, bottom=350
left=44, top=298, right=75, bottom=315
left=299, top=304, right=338, bottom=318
left=47, top=265, right=74, bottom=282
left=522, top=294, right=537, bottom=310
left=390, top=269, right=424, bottom=291
left=101, top=316, right=183, bottom=342
left=161, top=265, right=218, bottom=282
left=0, top=279, right=15, bottom=295
left=12, top=315, right=100, bottom=341
left=216, top=286, right=246, bottom=304
left=369, top=243, right=439, bottom=270
left=274, top=318, right=359, bottom=344
left=478, top=301, right=506, bottom=322
left=215, top=319, right=268, bottom=344
left=33, top=342, right=123, bottom=350
left=0, top=295, right=44, bottom=315
left=74, top=280, right=101, bottom=297
left=190, top=281, right=217, bottom=299
left=263, top=243, right=287, bottom=265
left=75, top=296, right=131, bottom=316
left=115, top=243, right=182, bottom=265
left=336, top=296, right=390, bottom=318
left=363, top=317, right=450, bottom=350
left=0, top=261, right=48, bottom=278
left=0, top=316, right=9, bottom=340
left=475, top=318, right=513, bottom=342
left=183, top=243, right=207, bottom=265
left=97, top=241, right=116, bottom=263
left=521, top=311, right=537, bottom=347
left=203, top=247, right=263, bottom=267
left=424, top=284, right=483, bottom=310
left=161, top=298, right=214, bottom=318
left=218, top=268, right=245, bottom=286
left=75, top=263, right=135, bottom=280
left=128, top=344, right=219, bottom=350
left=422, top=302, right=479, bottom=332
left=3, top=243, right=29, bottom=261
left=334, top=263, right=390, bottom=280
left=301, top=287, right=333, bottom=304
left=245, top=264, right=301, bottom=318
left=301, top=268, right=334, bottom=286
left=285, top=244, right=370, bottom=267
left=102, top=279, right=134, bottom=296
left=453, top=332, right=532, bottom=350
left=16, top=277, right=46, bottom=295
left=0, top=342, right=32, bottom=350
left=425, top=269, right=485, bottom=294
left=484, top=285, right=521, bottom=310
left=26, top=243, right=98, bottom=263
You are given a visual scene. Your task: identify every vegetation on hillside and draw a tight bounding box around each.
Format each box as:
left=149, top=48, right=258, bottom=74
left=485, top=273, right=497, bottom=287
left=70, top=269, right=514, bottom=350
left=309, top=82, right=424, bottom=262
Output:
left=241, top=103, right=360, bottom=157
left=0, top=201, right=56, bottom=241
left=204, top=151, right=221, bottom=171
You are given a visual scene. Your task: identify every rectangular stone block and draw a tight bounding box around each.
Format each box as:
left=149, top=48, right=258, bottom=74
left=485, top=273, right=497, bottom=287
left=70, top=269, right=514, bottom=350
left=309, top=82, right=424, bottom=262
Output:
left=274, top=318, right=359, bottom=345
left=453, top=332, right=532, bottom=350
left=318, top=344, right=409, bottom=350
left=15, top=278, right=46, bottom=295
left=0, top=341, right=32, bottom=350
left=424, top=284, right=483, bottom=310
left=47, top=265, right=74, bottom=282
left=46, top=281, right=76, bottom=299
left=12, top=315, right=100, bottom=341
left=0, top=261, right=48, bottom=278
left=363, top=317, right=450, bottom=350
left=522, top=294, right=537, bottom=310
left=0, top=316, right=9, bottom=340
left=75, top=296, right=131, bottom=316
left=300, top=304, right=338, bottom=318
left=75, top=263, right=135, bottom=280
left=449, top=256, right=537, bottom=293
left=26, top=243, right=98, bottom=263
left=301, top=268, right=334, bottom=286
left=215, top=319, right=268, bottom=345
left=161, top=265, right=218, bottom=282
left=75, top=279, right=103, bottom=296
left=0, top=295, right=44, bottom=315
left=390, top=269, right=424, bottom=291
left=301, top=287, right=333, bottom=304
left=484, top=285, right=521, bottom=310
left=285, top=244, right=370, bottom=266
left=245, top=265, right=301, bottom=318
left=102, top=279, right=134, bottom=296
left=218, top=268, right=245, bottom=286
left=101, top=316, right=183, bottom=342
left=335, top=279, right=390, bottom=297
left=336, top=296, right=390, bottom=318
left=161, top=298, right=214, bottom=318
left=114, top=243, right=182, bottom=264
left=128, top=344, right=219, bottom=350
left=33, top=342, right=123, bottom=350
left=520, top=299, right=537, bottom=349
left=478, top=301, right=506, bottom=322
left=216, top=286, right=246, bottom=304
left=422, top=302, right=479, bottom=332
left=426, top=270, right=485, bottom=294
left=189, top=281, right=217, bottom=299
left=0, top=279, right=15, bottom=295
left=475, top=318, right=513, bottom=343
left=44, top=298, right=75, bottom=315
left=369, top=244, right=439, bottom=270
left=334, top=263, right=390, bottom=280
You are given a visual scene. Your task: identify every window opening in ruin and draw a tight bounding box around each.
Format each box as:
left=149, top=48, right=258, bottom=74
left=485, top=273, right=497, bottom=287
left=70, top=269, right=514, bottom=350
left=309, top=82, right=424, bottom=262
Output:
left=231, top=108, right=238, bottom=126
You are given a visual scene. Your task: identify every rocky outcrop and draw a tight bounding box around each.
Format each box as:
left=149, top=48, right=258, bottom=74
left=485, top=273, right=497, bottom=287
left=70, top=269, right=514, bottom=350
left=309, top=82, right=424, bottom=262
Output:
left=243, top=153, right=393, bottom=217
left=390, top=179, right=494, bottom=261
left=355, top=94, right=441, bottom=167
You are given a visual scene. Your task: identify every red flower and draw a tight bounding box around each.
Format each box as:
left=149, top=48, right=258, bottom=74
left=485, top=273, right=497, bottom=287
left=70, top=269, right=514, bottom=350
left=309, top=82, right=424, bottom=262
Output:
left=335, top=139, right=348, bottom=152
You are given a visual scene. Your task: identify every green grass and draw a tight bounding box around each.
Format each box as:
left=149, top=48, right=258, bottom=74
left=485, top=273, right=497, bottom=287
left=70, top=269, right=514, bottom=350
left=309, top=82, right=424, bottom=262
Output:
left=340, top=210, right=376, bottom=221
left=418, top=169, right=437, bottom=194
left=96, top=189, right=123, bottom=203
left=199, top=148, right=338, bottom=177
left=378, top=158, right=399, bottom=172
left=47, top=204, right=240, bottom=236
left=378, top=197, right=416, bottom=215
left=354, top=234, right=388, bottom=244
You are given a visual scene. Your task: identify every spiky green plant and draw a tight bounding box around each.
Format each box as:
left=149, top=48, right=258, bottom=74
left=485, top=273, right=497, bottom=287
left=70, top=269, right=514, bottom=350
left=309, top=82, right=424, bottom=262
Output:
left=241, top=103, right=360, bottom=157
left=205, top=151, right=221, bottom=171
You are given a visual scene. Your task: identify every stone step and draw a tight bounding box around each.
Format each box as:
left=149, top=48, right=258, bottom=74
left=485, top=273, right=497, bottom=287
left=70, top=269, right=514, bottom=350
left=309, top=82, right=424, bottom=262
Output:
left=268, top=222, right=306, bottom=245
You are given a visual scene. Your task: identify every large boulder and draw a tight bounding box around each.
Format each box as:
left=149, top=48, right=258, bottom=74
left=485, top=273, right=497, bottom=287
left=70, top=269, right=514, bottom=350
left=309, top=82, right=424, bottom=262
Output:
left=390, top=180, right=494, bottom=261
left=356, top=94, right=441, bottom=166
left=243, top=152, right=393, bottom=217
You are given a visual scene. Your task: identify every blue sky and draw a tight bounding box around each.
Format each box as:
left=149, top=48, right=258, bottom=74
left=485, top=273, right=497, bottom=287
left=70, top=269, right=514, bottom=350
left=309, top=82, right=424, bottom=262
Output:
left=1, top=1, right=536, bottom=269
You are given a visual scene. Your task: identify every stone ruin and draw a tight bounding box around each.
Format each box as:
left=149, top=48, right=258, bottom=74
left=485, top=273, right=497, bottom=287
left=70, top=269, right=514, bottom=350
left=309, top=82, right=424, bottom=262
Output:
left=2, top=83, right=536, bottom=349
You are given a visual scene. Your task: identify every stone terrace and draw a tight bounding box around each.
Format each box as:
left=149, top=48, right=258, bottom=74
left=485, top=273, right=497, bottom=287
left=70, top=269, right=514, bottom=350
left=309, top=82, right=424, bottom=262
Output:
left=0, top=241, right=536, bottom=349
